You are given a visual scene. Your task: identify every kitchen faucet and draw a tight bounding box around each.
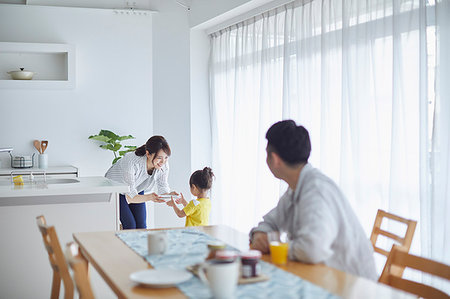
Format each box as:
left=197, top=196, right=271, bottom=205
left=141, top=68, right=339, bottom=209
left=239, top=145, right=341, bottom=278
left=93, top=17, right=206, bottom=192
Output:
left=0, top=147, right=13, bottom=168
left=10, top=170, right=47, bottom=184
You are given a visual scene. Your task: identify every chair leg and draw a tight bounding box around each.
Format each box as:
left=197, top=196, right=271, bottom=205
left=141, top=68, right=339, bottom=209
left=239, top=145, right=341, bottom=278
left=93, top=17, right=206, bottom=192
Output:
left=50, top=271, right=61, bottom=299
left=78, top=246, right=90, bottom=280
left=62, top=273, right=74, bottom=299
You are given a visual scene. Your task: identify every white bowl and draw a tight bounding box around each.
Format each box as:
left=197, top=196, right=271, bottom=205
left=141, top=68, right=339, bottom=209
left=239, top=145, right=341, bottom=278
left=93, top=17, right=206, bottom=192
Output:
left=7, top=68, right=35, bottom=80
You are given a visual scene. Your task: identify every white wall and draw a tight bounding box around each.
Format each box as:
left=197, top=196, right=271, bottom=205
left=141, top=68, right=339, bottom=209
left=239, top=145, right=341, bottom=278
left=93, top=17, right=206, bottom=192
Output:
left=0, top=4, right=153, bottom=175
left=190, top=29, right=212, bottom=176
left=149, top=1, right=191, bottom=228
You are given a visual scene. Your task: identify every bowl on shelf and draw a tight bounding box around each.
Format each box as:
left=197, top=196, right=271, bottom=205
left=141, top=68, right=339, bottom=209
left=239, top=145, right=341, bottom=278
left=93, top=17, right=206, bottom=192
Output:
left=7, top=68, right=36, bottom=80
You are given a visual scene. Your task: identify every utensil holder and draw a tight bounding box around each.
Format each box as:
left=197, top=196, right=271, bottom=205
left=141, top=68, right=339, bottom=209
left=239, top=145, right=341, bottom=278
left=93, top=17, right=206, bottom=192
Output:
left=39, top=154, right=48, bottom=169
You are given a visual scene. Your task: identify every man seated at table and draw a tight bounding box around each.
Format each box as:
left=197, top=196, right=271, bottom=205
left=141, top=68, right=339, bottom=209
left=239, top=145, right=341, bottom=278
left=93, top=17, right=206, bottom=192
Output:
left=250, top=120, right=377, bottom=280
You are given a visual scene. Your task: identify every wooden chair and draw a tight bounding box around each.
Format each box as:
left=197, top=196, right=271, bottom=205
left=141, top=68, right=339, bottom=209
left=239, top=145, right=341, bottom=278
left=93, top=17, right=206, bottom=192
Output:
left=36, top=215, right=74, bottom=299
left=65, top=242, right=95, bottom=299
left=379, top=245, right=450, bottom=298
left=370, top=209, right=417, bottom=277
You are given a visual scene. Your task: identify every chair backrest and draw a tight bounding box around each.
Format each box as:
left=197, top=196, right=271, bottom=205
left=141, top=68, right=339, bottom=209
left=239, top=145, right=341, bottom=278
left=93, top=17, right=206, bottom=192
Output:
left=370, top=209, right=417, bottom=257
left=36, top=215, right=74, bottom=299
left=65, top=242, right=95, bottom=299
left=379, top=245, right=450, bottom=299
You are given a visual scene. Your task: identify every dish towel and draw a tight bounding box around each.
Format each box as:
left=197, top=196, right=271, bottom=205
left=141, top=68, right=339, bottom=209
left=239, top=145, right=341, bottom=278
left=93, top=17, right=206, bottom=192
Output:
left=116, top=228, right=339, bottom=299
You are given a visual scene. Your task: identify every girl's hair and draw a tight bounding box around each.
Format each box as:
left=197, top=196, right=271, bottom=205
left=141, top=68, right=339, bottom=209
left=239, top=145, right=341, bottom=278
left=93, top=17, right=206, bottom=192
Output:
left=189, top=167, right=214, bottom=190
left=135, top=135, right=171, bottom=157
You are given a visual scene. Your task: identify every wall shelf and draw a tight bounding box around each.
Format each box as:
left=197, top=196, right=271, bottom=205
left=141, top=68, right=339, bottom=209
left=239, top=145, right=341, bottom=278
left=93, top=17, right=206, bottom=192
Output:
left=0, top=42, right=75, bottom=89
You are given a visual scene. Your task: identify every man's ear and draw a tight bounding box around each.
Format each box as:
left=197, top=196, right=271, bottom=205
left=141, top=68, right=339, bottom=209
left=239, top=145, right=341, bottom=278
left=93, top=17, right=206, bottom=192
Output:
left=270, top=151, right=283, bottom=168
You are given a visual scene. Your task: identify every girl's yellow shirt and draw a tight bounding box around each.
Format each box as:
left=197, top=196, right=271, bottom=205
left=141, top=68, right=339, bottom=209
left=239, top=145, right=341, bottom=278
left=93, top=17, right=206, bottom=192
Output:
left=183, top=197, right=211, bottom=226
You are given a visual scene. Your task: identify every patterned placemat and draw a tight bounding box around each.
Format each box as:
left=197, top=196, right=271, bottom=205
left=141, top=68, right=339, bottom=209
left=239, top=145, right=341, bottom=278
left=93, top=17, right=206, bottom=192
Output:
left=186, top=263, right=270, bottom=284
left=116, top=228, right=339, bottom=299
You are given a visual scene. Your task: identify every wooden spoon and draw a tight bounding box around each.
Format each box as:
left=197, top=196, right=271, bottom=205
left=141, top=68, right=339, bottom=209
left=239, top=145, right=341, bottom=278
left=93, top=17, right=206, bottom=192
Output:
left=41, top=140, right=48, bottom=154
left=33, top=140, right=42, bottom=154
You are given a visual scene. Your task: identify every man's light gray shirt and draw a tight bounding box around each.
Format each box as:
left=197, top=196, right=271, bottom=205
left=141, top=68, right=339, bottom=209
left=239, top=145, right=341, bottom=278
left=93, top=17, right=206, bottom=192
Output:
left=251, top=163, right=377, bottom=280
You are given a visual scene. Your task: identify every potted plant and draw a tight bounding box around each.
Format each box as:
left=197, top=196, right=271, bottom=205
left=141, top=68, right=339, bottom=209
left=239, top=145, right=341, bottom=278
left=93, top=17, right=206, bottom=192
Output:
left=89, top=130, right=137, bottom=164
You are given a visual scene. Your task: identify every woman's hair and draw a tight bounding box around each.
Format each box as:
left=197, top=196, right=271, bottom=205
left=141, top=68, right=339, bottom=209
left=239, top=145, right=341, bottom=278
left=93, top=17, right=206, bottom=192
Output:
left=189, top=167, right=215, bottom=190
left=135, top=135, right=171, bottom=157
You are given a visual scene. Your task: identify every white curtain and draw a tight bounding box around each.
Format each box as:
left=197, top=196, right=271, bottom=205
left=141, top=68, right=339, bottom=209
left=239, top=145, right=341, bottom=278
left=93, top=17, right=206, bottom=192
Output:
left=209, top=0, right=449, bottom=276
left=424, top=0, right=450, bottom=290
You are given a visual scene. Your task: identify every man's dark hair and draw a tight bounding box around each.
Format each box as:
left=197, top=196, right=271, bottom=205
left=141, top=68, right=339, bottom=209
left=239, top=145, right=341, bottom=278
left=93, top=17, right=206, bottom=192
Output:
left=265, top=120, right=311, bottom=166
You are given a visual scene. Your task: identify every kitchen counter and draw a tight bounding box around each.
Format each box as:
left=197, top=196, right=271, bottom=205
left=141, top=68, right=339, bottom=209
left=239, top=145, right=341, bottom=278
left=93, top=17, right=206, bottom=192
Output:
left=0, top=176, right=129, bottom=206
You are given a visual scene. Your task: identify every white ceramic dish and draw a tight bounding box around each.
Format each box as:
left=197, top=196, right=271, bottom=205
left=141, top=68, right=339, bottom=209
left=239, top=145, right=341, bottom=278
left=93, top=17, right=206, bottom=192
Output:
left=158, top=194, right=180, bottom=201
left=129, top=269, right=193, bottom=288
left=7, top=68, right=35, bottom=80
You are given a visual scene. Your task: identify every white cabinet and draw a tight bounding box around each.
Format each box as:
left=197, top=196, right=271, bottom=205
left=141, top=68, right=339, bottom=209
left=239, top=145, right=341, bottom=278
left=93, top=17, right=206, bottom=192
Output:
left=0, top=42, right=75, bottom=89
left=0, top=166, right=127, bottom=298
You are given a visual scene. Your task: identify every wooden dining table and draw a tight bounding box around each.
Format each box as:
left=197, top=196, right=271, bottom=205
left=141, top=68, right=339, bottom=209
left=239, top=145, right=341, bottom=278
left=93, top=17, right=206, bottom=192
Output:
left=73, top=225, right=414, bottom=299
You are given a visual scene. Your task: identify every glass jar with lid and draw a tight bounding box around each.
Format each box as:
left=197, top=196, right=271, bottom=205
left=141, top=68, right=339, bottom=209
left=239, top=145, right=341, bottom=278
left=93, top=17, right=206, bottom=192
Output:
left=214, top=250, right=238, bottom=263
left=240, top=250, right=262, bottom=278
left=206, top=241, right=226, bottom=260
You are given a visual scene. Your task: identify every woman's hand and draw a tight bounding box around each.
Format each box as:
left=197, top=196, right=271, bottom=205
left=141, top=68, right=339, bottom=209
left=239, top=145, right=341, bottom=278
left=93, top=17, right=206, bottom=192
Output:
left=147, top=192, right=165, bottom=203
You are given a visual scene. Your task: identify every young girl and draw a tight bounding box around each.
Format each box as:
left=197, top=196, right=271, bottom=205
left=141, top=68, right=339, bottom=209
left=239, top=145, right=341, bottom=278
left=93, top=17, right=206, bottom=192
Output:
left=166, top=167, right=214, bottom=226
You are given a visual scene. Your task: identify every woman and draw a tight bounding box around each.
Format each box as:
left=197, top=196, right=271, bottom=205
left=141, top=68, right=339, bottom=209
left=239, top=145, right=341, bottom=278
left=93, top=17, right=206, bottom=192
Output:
left=105, top=135, right=178, bottom=229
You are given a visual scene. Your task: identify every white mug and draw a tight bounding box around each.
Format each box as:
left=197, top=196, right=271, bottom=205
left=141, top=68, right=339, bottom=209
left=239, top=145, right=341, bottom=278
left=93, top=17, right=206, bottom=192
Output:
left=147, top=232, right=167, bottom=255
left=198, top=260, right=239, bottom=299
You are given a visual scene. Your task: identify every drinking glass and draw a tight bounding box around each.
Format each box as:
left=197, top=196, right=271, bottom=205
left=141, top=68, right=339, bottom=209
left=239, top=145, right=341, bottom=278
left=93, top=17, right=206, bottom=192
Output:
left=268, top=231, right=289, bottom=265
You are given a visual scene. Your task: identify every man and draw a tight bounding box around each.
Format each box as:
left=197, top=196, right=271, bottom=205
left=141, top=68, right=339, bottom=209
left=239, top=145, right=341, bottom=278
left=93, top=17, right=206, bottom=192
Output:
left=250, top=120, right=377, bottom=280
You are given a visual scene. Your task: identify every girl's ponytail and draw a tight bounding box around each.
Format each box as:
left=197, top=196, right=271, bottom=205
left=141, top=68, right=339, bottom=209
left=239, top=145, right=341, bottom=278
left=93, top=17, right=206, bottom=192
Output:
left=190, top=167, right=215, bottom=190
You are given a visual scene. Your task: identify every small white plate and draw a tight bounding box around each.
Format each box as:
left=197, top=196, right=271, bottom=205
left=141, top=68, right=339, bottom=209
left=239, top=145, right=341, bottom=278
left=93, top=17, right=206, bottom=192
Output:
left=158, top=194, right=180, bottom=201
left=130, top=269, right=193, bottom=288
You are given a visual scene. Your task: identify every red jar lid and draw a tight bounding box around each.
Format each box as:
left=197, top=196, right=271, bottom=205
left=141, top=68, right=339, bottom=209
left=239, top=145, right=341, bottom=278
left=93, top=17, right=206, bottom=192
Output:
left=240, top=250, right=262, bottom=260
left=215, top=250, right=238, bottom=260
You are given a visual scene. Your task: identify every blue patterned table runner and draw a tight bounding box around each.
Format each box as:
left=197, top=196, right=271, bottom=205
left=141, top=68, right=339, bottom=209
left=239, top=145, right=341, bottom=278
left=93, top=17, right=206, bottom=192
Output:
left=116, top=228, right=339, bottom=299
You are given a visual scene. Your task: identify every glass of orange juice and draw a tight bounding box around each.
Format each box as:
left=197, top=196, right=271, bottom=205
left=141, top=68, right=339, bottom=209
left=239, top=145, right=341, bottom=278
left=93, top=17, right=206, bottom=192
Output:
left=268, top=232, right=289, bottom=265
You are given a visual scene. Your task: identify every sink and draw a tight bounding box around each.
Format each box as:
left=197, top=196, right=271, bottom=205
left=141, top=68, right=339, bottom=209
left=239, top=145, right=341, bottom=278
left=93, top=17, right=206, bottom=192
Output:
left=0, top=178, right=80, bottom=186
left=45, top=178, right=80, bottom=184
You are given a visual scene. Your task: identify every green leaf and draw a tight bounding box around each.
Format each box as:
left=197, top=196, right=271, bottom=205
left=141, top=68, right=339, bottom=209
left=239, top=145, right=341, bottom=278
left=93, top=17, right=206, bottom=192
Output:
left=119, top=148, right=135, bottom=156
left=99, top=130, right=119, bottom=141
left=103, top=144, right=115, bottom=151
left=124, top=145, right=137, bottom=150
left=89, top=135, right=110, bottom=142
left=89, top=129, right=137, bottom=165
left=112, top=156, right=121, bottom=164
left=118, top=135, right=135, bottom=141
